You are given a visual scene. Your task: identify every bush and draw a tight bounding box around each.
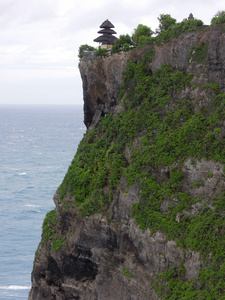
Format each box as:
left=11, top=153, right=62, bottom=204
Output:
left=189, top=42, right=209, bottom=63
left=111, top=34, right=133, bottom=53
left=211, top=11, right=225, bottom=25
left=132, top=24, right=154, bottom=47
left=156, top=14, right=177, bottom=33
left=78, top=44, right=96, bottom=58
left=156, top=18, right=204, bottom=45
left=95, top=47, right=108, bottom=57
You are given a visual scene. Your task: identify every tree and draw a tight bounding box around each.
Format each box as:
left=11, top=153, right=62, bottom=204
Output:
left=111, top=34, right=133, bottom=53
left=211, top=11, right=225, bottom=25
left=95, top=47, right=107, bottom=57
left=156, top=14, right=176, bottom=33
left=132, top=24, right=153, bottom=46
left=78, top=44, right=96, bottom=58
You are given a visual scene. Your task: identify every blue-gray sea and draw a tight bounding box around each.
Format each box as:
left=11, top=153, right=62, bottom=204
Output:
left=0, top=105, right=85, bottom=300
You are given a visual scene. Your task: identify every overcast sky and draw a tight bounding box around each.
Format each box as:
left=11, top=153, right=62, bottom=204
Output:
left=0, top=0, right=224, bottom=105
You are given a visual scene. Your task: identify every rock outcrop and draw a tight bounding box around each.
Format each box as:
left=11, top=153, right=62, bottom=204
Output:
left=80, top=25, right=225, bottom=130
left=79, top=46, right=150, bottom=129
left=29, top=24, right=225, bottom=300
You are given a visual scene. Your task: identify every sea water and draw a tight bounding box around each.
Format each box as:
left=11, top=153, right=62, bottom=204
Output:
left=0, top=105, right=86, bottom=300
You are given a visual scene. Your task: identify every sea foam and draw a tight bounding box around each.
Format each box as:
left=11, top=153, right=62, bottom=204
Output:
left=0, top=285, right=30, bottom=290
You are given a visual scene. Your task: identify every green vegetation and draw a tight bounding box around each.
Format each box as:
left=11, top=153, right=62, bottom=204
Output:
left=42, top=210, right=57, bottom=243
left=69, top=16, right=225, bottom=298
left=206, top=172, right=213, bottom=179
left=111, top=14, right=205, bottom=53
left=111, top=24, right=154, bottom=53
left=132, top=24, right=154, bottom=47
left=111, top=34, right=133, bottom=53
left=211, top=11, right=225, bottom=25
left=190, top=180, right=204, bottom=188
left=155, top=17, right=204, bottom=45
left=78, top=44, right=96, bottom=58
left=152, top=259, right=225, bottom=299
left=95, top=47, right=108, bottom=57
left=122, top=266, right=132, bottom=277
left=79, top=11, right=225, bottom=59
left=189, top=42, right=209, bottom=63
left=42, top=210, right=65, bottom=251
left=60, top=46, right=225, bottom=296
left=156, top=14, right=177, bottom=32
left=79, top=44, right=108, bottom=58
left=79, top=13, right=206, bottom=57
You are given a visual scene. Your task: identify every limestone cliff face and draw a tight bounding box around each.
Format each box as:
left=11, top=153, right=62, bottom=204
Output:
left=29, top=24, right=225, bottom=300
left=79, top=46, right=149, bottom=129
left=79, top=25, right=225, bottom=130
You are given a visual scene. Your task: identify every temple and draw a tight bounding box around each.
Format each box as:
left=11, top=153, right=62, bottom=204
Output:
left=94, top=19, right=117, bottom=50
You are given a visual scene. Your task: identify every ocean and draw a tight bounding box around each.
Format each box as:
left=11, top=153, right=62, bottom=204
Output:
left=0, top=105, right=86, bottom=300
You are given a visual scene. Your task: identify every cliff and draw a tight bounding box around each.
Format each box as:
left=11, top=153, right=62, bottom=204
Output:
left=29, top=24, right=225, bottom=299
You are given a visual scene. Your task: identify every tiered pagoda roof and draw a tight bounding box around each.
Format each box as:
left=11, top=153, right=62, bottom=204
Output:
left=94, top=19, right=117, bottom=45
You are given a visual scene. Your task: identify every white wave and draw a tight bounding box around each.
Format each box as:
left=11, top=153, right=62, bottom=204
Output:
left=19, top=172, right=27, bottom=175
left=25, top=204, right=41, bottom=208
left=7, top=142, right=14, bottom=145
left=0, top=285, right=30, bottom=290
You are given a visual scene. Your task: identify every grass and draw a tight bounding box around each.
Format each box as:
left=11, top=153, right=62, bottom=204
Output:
left=42, top=209, right=65, bottom=251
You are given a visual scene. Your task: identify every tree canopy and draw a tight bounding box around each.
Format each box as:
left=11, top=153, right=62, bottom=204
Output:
left=211, top=11, right=225, bottom=25
left=132, top=24, right=154, bottom=46
left=156, top=14, right=177, bottom=33
left=78, top=44, right=96, bottom=58
left=111, top=34, right=133, bottom=53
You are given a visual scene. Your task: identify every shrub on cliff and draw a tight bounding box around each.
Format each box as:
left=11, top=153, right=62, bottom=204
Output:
left=111, top=34, right=133, bottom=53
left=78, top=44, right=96, bottom=58
left=211, top=11, right=225, bottom=25
left=95, top=47, right=108, bottom=57
left=112, top=26, right=154, bottom=52
left=155, top=17, right=204, bottom=45
left=132, top=24, right=154, bottom=47
left=156, top=14, right=177, bottom=33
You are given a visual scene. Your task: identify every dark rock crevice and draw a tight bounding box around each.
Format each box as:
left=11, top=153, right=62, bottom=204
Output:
left=62, top=255, right=98, bottom=281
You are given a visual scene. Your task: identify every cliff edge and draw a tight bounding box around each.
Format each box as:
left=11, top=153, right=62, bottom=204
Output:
left=29, top=24, right=225, bottom=300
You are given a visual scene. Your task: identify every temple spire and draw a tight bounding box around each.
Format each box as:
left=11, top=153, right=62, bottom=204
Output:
left=94, top=19, right=117, bottom=50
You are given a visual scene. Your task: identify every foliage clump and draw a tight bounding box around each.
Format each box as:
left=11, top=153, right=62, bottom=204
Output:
left=211, top=11, right=225, bottom=25
left=189, top=42, right=209, bottom=63
left=42, top=209, right=65, bottom=251
left=155, top=17, right=204, bottom=45
left=79, top=44, right=108, bottom=59
left=111, top=34, right=133, bottom=53
left=156, top=14, right=177, bottom=33
left=132, top=24, right=154, bottom=47
left=111, top=24, right=154, bottom=53
left=95, top=47, right=108, bottom=57
left=78, top=44, right=96, bottom=58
